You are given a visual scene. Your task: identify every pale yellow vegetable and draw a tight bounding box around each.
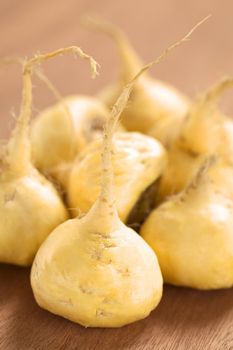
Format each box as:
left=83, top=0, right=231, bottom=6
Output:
left=31, top=63, right=163, bottom=328
left=85, top=17, right=209, bottom=147
left=31, top=95, right=112, bottom=187
left=2, top=52, right=104, bottom=189
left=141, top=157, right=233, bottom=290
left=68, top=131, right=167, bottom=222
left=0, top=52, right=104, bottom=190
left=158, top=78, right=233, bottom=200
left=1, top=49, right=95, bottom=265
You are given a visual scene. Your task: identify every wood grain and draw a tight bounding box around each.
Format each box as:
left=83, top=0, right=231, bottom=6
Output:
left=1, top=0, right=233, bottom=349
left=1, top=265, right=233, bottom=350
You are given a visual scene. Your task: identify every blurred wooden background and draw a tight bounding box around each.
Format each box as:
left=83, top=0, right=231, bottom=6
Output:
left=0, top=0, right=233, bottom=139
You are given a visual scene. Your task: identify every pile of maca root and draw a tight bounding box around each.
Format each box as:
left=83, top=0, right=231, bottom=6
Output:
left=1, top=17, right=233, bottom=328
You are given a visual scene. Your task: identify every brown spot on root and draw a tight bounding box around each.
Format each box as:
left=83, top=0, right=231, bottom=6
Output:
left=91, top=245, right=113, bottom=265
left=79, top=285, right=94, bottom=295
left=102, top=297, right=114, bottom=304
left=92, top=232, right=110, bottom=239
left=92, top=233, right=117, bottom=248
left=101, top=198, right=108, bottom=203
left=116, top=267, right=130, bottom=277
left=84, top=117, right=105, bottom=142
left=91, top=249, right=102, bottom=261
left=96, top=309, right=112, bottom=317
left=4, top=190, right=17, bottom=203
left=178, top=141, right=200, bottom=158
left=79, top=284, right=107, bottom=297
left=58, top=298, right=74, bottom=306
left=102, top=241, right=116, bottom=248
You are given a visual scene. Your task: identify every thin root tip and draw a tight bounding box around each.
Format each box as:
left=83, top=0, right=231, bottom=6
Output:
left=91, top=60, right=100, bottom=79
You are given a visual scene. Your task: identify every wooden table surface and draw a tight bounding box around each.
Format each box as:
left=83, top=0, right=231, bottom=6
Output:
left=1, top=1, right=233, bottom=349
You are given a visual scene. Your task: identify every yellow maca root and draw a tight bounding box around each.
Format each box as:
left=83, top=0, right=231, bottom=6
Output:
left=179, top=77, right=233, bottom=153
left=31, top=60, right=164, bottom=328
left=158, top=77, right=233, bottom=201
left=67, top=131, right=167, bottom=222
left=31, top=95, right=114, bottom=187
left=7, top=47, right=99, bottom=174
left=27, top=48, right=118, bottom=188
left=84, top=15, right=210, bottom=147
left=0, top=46, right=98, bottom=266
left=141, top=156, right=233, bottom=290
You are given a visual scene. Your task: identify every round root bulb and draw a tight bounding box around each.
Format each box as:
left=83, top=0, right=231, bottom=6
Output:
left=11, top=49, right=113, bottom=188
left=0, top=46, right=99, bottom=266
left=67, top=132, right=167, bottom=222
left=158, top=77, right=233, bottom=202
left=31, top=96, right=111, bottom=189
left=141, top=156, right=233, bottom=290
left=5, top=46, right=99, bottom=177
left=31, top=57, right=168, bottom=327
left=179, top=77, right=233, bottom=154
